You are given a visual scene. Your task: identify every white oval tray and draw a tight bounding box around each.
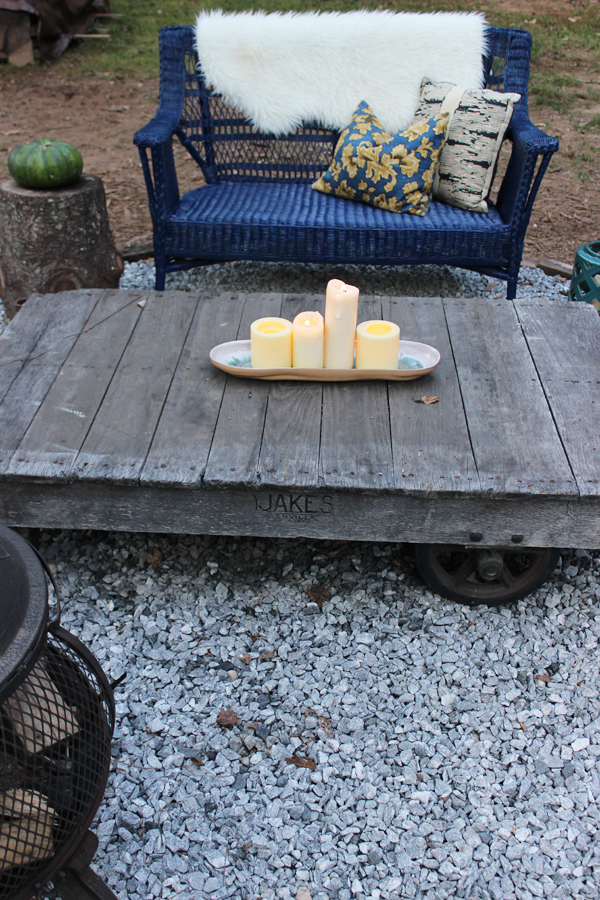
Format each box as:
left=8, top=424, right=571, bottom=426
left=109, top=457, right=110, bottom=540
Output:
left=209, top=340, right=440, bottom=381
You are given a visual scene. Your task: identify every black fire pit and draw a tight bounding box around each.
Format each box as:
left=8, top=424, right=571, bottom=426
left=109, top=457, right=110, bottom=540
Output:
left=0, top=526, right=117, bottom=900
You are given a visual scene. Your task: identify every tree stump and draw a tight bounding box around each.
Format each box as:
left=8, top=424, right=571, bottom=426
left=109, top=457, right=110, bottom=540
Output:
left=0, top=10, right=34, bottom=66
left=0, top=175, right=124, bottom=319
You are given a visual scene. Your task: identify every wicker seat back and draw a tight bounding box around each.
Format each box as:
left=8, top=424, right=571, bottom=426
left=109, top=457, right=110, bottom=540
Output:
left=174, top=26, right=528, bottom=186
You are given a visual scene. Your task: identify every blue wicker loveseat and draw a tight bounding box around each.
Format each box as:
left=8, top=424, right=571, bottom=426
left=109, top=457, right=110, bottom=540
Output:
left=135, top=25, right=557, bottom=299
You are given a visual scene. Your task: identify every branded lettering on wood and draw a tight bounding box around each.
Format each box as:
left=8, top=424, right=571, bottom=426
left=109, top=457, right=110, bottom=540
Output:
left=253, top=493, right=334, bottom=521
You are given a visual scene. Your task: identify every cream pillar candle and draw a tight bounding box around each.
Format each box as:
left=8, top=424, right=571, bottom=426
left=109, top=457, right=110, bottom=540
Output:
left=324, top=278, right=360, bottom=369
left=250, top=317, right=293, bottom=368
left=292, top=311, right=324, bottom=368
left=356, top=320, right=400, bottom=370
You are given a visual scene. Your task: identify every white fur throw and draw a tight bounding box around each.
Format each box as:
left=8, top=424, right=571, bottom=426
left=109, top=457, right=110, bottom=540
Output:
left=195, top=10, right=487, bottom=136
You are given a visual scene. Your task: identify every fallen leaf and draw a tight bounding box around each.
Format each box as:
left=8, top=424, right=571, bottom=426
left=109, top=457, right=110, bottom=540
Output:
left=414, top=395, right=439, bottom=405
left=146, top=549, right=162, bottom=570
left=191, top=757, right=204, bottom=767
left=137, top=298, right=147, bottom=308
left=520, top=722, right=527, bottom=732
left=318, top=715, right=334, bottom=738
left=285, top=756, right=317, bottom=770
left=239, top=653, right=252, bottom=664
left=417, top=774, right=425, bottom=782
left=217, top=708, right=238, bottom=728
left=307, top=585, right=332, bottom=609
left=260, top=650, right=276, bottom=661
left=537, top=672, right=551, bottom=683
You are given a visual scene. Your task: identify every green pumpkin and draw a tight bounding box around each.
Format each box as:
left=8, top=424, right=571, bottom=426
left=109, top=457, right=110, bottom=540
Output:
left=8, top=139, right=83, bottom=190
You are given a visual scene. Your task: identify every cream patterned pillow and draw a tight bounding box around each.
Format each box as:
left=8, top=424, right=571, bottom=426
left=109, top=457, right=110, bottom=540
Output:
left=414, top=79, right=521, bottom=213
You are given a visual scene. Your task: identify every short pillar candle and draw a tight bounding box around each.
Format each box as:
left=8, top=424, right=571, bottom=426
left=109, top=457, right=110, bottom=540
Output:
left=250, top=317, right=293, bottom=368
left=292, top=311, right=324, bottom=368
left=324, top=279, right=360, bottom=369
left=356, top=320, right=400, bottom=370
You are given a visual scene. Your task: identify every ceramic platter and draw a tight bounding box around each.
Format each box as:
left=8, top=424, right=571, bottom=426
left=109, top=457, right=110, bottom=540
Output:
left=209, top=340, right=440, bottom=381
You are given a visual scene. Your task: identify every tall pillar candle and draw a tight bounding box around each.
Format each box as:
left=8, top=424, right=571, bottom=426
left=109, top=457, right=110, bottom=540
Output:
left=356, top=320, right=400, bottom=370
left=250, top=317, right=293, bottom=368
left=292, top=311, right=324, bottom=368
left=324, top=279, right=359, bottom=369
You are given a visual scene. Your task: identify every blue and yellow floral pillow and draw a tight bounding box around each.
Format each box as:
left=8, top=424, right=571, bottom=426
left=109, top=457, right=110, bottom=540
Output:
left=312, top=101, right=449, bottom=215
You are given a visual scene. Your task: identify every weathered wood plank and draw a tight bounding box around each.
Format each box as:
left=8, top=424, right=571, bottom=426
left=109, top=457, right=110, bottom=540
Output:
left=1, top=480, right=598, bottom=548
left=7, top=290, right=145, bottom=480
left=383, top=296, right=480, bottom=494
left=0, top=293, right=65, bottom=406
left=204, top=294, right=282, bottom=486
left=0, top=290, right=101, bottom=475
left=319, top=296, right=394, bottom=489
left=444, top=297, right=578, bottom=498
left=257, top=293, right=324, bottom=488
left=1, top=289, right=598, bottom=554
left=516, top=300, right=600, bottom=498
left=74, top=290, right=199, bottom=483
left=141, top=293, right=247, bottom=486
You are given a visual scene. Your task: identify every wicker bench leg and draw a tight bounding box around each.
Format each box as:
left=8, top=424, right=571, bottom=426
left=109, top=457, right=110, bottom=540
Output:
left=506, top=277, right=518, bottom=301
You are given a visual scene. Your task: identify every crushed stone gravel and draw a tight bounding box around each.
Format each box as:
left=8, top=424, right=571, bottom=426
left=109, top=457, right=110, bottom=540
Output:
left=117, top=259, right=571, bottom=301
left=2, top=261, right=598, bottom=900
left=46, top=532, right=600, bottom=900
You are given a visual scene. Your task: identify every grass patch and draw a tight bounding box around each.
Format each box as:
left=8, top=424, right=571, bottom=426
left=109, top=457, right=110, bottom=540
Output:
left=8, top=0, right=600, bottom=92
left=574, top=170, right=591, bottom=184
left=530, top=72, right=580, bottom=111
left=572, top=152, right=594, bottom=164
left=584, top=113, right=600, bottom=131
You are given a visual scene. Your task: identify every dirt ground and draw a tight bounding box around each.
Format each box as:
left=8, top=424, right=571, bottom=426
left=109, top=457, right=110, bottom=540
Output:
left=0, top=11, right=598, bottom=267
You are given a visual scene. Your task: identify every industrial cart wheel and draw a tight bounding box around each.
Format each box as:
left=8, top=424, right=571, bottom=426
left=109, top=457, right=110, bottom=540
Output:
left=414, top=544, right=561, bottom=606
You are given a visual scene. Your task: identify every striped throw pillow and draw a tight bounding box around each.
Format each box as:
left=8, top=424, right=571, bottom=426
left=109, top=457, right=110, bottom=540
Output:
left=414, top=79, right=521, bottom=213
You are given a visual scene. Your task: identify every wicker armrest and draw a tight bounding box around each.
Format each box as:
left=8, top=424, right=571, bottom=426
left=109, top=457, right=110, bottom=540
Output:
left=495, top=111, right=558, bottom=232
left=134, top=112, right=181, bottom=149
left=508, top=114, right=559, bottom=155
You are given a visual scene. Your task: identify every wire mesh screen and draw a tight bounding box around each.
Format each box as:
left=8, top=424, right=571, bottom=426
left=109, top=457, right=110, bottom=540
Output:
left=0, top=631, right=114, bottom=900
left=178, top=49, right=338, bottom=184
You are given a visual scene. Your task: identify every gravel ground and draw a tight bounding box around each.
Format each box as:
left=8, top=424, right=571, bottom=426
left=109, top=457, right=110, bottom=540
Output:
left=3, top=263, right=599, bottom=900
left=46, top=532, right=600, bottom=900
left=117, top=259, right=570, bottom=301
left=1, top=299, right=10, bottom=335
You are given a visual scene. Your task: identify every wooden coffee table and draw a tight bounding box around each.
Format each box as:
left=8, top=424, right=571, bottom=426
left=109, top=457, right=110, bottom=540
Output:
left=0, top=288, right=598, bottom=604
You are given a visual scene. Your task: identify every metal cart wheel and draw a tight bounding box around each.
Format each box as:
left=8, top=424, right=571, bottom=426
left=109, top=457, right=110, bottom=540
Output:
left=414, top=544, right=561, bottom=607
